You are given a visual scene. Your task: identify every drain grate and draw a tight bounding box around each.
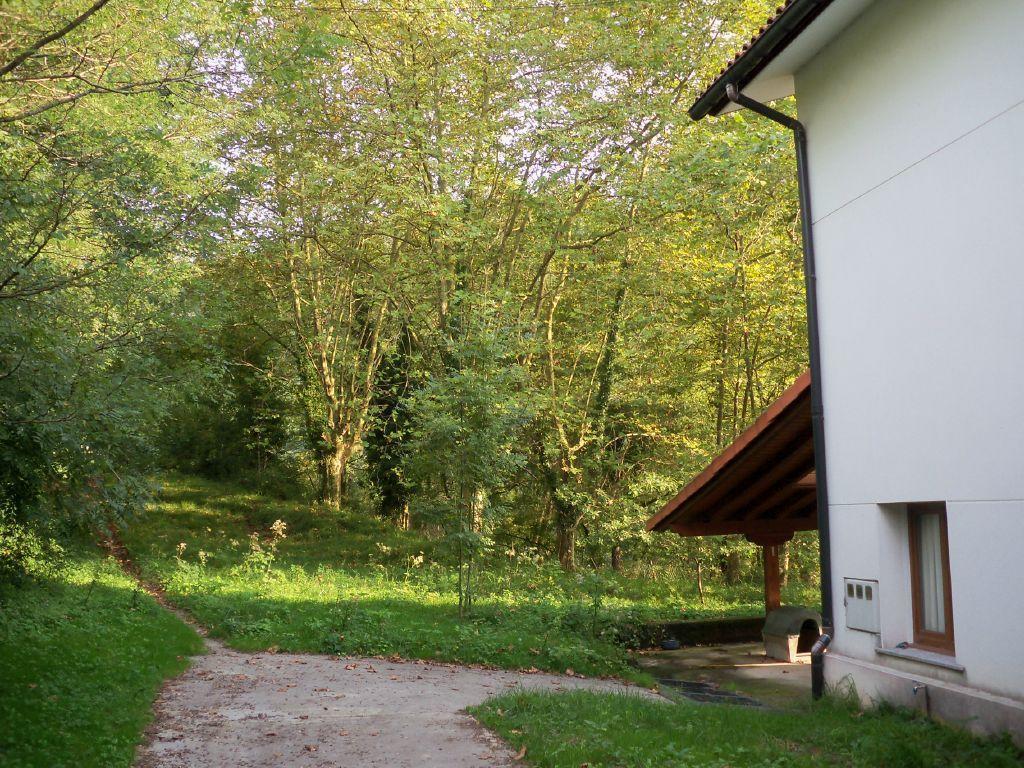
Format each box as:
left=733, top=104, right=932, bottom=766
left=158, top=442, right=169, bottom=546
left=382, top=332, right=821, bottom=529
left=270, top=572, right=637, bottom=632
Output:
left=657, top=678, right=762, bottom=707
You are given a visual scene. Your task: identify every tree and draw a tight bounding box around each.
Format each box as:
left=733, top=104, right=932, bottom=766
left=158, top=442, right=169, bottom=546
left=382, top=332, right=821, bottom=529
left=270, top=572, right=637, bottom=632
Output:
left=0, top=0, right=227, bottom=543
left=365, top=325, right=418, bottom=528
left=404, top=311, right=530, bottom=615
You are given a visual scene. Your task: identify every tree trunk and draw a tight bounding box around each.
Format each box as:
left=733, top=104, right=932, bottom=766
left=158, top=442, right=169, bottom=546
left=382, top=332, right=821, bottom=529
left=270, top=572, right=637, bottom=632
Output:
left=365, top=323, right=414, bottom=526
left=323, top=434, right=347, bottom=507
left=470, top=487, right=486, bottom=532
left=556, top=524, right=575, bottom=571
left=611, top=545, right=622, bottom=572
left=722, top=550, right=742, bottom=585
left=311, top=432, right=331, bottom=502
left=781, top=542, right=790, bottom=587
left=540, top=440, right=582, bottom=572
left=555, top=505, right=578, bottom=571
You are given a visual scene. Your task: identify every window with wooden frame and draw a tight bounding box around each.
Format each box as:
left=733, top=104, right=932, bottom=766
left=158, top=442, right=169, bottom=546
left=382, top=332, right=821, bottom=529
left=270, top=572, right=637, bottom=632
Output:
left=907, top=502, right=955, bottom=654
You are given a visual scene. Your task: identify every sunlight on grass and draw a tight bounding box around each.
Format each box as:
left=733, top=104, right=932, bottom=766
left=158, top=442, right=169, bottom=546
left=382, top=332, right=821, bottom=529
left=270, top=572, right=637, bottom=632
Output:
left=471, top=689, right=1023, bottom=768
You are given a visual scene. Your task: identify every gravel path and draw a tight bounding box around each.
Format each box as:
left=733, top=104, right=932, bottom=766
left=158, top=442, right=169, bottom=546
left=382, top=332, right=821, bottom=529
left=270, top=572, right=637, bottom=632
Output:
left=135, top=637, right=657, bottom=767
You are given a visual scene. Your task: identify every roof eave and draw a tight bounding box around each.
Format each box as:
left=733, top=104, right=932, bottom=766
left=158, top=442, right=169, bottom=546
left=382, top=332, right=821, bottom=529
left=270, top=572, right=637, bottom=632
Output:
left=646, top=371, right=811, bottom=532
left=688, top=0, right=836, bottom=121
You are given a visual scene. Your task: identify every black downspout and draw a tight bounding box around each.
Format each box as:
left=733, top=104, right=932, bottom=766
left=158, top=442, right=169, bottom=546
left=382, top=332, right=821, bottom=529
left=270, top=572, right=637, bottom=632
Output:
left=725, top=83, right=834, bottom=699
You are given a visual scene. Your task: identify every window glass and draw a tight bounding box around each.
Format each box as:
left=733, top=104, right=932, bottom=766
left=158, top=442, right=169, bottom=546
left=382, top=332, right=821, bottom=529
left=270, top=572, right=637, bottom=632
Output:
left=916, top=511, right=946, bottom=633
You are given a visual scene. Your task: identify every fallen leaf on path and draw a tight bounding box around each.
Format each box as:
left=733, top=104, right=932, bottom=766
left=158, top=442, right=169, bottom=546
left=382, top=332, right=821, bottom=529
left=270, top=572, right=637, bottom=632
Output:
left=514, top=745, right=527, bottom=761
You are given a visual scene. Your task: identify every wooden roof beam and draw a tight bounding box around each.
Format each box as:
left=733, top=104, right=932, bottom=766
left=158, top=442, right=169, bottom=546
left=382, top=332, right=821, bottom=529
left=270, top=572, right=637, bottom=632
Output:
left=696, top=440, right=815, bottom=524
left=668, top=515, right=816, bottom=538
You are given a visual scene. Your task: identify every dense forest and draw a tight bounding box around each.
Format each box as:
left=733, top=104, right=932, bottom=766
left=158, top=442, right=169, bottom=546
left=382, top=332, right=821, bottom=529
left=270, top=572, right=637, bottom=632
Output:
left=1, top=0, right=816, bottom=585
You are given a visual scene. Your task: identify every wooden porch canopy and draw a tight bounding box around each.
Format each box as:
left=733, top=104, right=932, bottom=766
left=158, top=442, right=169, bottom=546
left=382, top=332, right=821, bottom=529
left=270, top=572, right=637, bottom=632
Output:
left=646, top=371, right=816, bottom=612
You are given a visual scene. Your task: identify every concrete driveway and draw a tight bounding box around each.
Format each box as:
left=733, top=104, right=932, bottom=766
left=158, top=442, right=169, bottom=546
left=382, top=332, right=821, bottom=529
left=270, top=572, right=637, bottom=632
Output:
left=136, top=639, right=658, bottom=768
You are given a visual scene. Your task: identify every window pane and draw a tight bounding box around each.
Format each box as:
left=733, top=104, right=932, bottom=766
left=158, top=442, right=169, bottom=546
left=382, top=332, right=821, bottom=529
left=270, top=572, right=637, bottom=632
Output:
left=917, top=512, right=945, bottom=633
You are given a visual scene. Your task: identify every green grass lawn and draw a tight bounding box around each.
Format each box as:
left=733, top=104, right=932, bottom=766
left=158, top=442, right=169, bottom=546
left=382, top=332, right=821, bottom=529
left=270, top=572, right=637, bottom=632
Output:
left=120, top=474, right=816, bottom=683
left=471, top=689, right=1023, bottom=768
left=0, top=542, right=202, bottom=768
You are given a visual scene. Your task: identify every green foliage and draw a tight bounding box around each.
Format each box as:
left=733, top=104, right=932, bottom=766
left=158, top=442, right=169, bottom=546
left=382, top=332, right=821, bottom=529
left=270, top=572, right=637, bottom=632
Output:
left=471, top=690, right=1023, bottom=768
left=404, top=315, right=532, bottom=614
left=0, top=0, right=228, bottom=540
left=182, top=0, right=811, bottom=573
left=0, top=542, right=202, bottom=768
left=0, top=509, right=65, bottom=586
left=236, top=519, right=288, bottom=577
left=364, top=325, right=418, bottom=524
left=159, top=329, right=304, bottom=496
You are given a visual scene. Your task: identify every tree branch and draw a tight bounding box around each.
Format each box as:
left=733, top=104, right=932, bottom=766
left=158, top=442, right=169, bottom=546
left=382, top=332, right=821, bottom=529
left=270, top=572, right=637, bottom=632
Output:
left=0, top=0, right=115, bottom=80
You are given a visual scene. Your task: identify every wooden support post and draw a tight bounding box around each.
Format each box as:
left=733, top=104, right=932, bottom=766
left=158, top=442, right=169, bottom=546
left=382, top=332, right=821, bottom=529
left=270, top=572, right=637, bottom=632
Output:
left=745, top=531, right=793, bottom=616
left=763, top=543, right=782, bottom=614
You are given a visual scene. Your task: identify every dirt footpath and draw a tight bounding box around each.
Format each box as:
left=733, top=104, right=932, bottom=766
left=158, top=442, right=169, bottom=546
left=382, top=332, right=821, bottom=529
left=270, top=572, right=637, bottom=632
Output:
left=136, top=638, right=657, bottom=768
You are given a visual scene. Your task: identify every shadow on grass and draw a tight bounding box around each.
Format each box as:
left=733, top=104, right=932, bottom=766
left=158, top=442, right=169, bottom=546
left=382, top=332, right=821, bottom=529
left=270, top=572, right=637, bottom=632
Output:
left=164, top=586, right=649, bottom=682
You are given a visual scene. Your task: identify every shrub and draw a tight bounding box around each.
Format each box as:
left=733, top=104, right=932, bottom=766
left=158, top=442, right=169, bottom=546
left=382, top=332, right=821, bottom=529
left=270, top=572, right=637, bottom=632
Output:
left=0, top=508, right=65, bottom=586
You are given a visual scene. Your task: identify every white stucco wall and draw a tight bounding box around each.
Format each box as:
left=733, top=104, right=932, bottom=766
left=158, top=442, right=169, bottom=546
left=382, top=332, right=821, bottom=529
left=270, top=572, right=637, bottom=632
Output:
left=945, top=500, right=1024, bottom=699
left=791, top=0, right=1024, bottom=716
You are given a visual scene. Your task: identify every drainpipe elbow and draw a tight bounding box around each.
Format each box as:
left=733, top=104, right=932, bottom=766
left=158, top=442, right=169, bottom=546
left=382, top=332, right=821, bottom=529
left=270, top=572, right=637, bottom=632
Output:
left=810, top=632, right=832, bottom=700
left=811, top=631, right=832, bottom=658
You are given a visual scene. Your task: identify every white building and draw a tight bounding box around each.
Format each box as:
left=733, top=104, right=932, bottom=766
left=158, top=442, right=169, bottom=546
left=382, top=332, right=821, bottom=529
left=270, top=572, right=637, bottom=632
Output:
left=683, top=0, right=1024, bottom=740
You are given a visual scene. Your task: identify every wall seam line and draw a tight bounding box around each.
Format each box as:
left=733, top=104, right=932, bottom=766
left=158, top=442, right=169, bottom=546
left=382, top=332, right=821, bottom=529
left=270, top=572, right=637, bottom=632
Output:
left=812, top=95, right=1024, bottom=225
